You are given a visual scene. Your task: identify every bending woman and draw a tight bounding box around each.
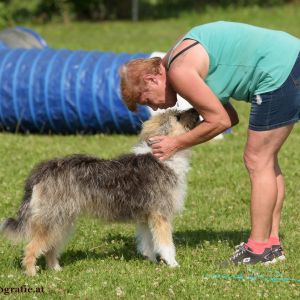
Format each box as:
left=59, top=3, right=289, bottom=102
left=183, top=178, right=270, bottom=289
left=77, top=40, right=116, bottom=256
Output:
left=119, top=21, right=300, bottom=265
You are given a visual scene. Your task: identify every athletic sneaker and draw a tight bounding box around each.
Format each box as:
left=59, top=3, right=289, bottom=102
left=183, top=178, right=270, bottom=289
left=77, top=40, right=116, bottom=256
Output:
left=235, top=242, right=286, bottom=262
left=271, top=244, right=286, bottom=261
left=226, top=243, right=276, bottom=265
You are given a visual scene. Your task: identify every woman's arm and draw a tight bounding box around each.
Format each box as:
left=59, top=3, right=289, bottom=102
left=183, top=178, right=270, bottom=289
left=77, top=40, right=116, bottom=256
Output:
left=151, top=67, right=238, bottom=160
left=170, top=67, right=232, bottom=142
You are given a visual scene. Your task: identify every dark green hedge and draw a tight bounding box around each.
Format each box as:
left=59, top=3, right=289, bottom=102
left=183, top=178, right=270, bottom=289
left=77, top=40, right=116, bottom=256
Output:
left=0, top=0, right=296, bottom=25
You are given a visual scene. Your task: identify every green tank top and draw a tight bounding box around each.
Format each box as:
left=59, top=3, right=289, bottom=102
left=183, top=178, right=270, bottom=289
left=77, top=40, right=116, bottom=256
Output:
left=177, top=21, right=300, bottom=104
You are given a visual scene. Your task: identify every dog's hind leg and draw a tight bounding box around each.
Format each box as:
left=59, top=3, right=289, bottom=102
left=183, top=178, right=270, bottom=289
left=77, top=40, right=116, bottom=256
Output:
left=136, top=223, right=156, bottom=262
left=45, top=223, right=74, bottom=272
left=45, top=247, right=62, bottom=271
left=22, top=224, right=51, bottom=276
left=148, top=213, right=178, bottom=267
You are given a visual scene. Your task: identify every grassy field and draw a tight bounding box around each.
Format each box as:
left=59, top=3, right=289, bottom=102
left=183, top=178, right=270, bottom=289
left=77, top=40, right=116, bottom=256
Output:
left=0, top=3, right=300, bottom=299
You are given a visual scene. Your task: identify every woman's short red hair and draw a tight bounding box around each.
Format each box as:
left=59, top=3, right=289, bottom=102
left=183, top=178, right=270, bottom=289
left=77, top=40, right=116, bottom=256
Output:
left=119, top=57, right=162, bottom=111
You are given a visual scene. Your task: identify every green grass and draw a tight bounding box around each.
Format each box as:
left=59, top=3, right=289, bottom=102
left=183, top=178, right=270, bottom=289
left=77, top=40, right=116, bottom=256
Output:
left=28, top=4, right=300, bottom=53
left=1, top=4, right=300, bottom=299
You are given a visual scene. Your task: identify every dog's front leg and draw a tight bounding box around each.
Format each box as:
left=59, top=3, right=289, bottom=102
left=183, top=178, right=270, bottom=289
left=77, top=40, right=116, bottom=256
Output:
left=148, top=213, right=179, bottom=267
left=136, top=223, right=156, bottom=262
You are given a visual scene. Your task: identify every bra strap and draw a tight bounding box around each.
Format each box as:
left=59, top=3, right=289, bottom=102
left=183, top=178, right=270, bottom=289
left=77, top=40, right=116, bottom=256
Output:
left=167, top=41, right=199, bottom=71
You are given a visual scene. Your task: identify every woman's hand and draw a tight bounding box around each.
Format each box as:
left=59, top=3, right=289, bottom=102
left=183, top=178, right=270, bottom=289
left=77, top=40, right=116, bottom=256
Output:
left=149, top=135, right=180, bottom=161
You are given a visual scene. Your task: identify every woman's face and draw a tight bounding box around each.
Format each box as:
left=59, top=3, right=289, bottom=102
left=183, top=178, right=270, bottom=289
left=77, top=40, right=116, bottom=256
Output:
left=138, top=67, right=177, bottom=111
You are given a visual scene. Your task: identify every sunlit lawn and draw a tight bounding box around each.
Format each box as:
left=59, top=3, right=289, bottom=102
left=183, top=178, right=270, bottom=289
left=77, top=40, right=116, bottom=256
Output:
left=0, top=4, right=300, bottom=299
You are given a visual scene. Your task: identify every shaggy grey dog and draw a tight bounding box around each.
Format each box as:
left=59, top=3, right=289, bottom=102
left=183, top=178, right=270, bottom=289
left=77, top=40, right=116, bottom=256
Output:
left=0, top=108, right=199, bottom=276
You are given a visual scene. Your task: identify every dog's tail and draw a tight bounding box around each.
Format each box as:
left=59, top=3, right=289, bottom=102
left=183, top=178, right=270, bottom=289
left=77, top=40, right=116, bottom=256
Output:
left=0, top=187, right=32, bottom=243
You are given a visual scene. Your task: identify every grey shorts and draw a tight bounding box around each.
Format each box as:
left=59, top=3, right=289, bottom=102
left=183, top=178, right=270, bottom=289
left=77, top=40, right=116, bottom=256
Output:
left=249, top=53, right=300, bottom=131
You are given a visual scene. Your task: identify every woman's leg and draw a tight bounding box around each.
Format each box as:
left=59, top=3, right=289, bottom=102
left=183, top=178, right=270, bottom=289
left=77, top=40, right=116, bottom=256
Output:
left=243, top=124, right=294, bottom=243
left=270, top=157, right=285, bottom=238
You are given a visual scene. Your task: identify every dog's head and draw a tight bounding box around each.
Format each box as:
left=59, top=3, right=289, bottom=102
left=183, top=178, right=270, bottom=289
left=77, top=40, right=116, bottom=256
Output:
left=139, top=108, right=199, bottom=142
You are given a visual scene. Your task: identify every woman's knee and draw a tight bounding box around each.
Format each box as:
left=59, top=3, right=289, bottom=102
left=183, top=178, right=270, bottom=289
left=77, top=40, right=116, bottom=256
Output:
left=243, top=149, right=274, bottom=174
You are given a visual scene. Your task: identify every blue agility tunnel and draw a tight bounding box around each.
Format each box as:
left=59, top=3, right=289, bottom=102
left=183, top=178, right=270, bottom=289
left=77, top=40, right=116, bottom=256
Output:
left=0, top=27, right=151, bottom=134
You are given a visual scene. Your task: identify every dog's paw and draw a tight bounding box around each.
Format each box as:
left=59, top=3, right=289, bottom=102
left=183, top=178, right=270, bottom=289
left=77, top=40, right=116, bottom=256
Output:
left=141, top=252, right=157, bottom=263
left=156, top=255, right=179, bottom=268
left=53, top=264, right=62, bottom=272
left=168, top=260, right=179, bottom=268
left=25, top=266, right=39, bottom=276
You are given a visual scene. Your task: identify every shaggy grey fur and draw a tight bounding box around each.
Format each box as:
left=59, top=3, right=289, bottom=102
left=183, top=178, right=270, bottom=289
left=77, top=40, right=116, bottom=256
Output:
left=0, top=108, right=199, bottom=275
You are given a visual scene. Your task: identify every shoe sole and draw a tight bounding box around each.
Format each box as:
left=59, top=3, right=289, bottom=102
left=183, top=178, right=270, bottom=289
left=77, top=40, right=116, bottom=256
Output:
left=221, top=257, right=285, bottom=267
left=275, top=255, right=286, bottom=262
left=264, top=259, right=277, bottom=265
left=263, top=255, right=286, bottom=265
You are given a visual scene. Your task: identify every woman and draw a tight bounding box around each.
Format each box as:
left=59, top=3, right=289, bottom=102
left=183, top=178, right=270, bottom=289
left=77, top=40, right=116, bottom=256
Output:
left=119, top=21, right=300, bottom=265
